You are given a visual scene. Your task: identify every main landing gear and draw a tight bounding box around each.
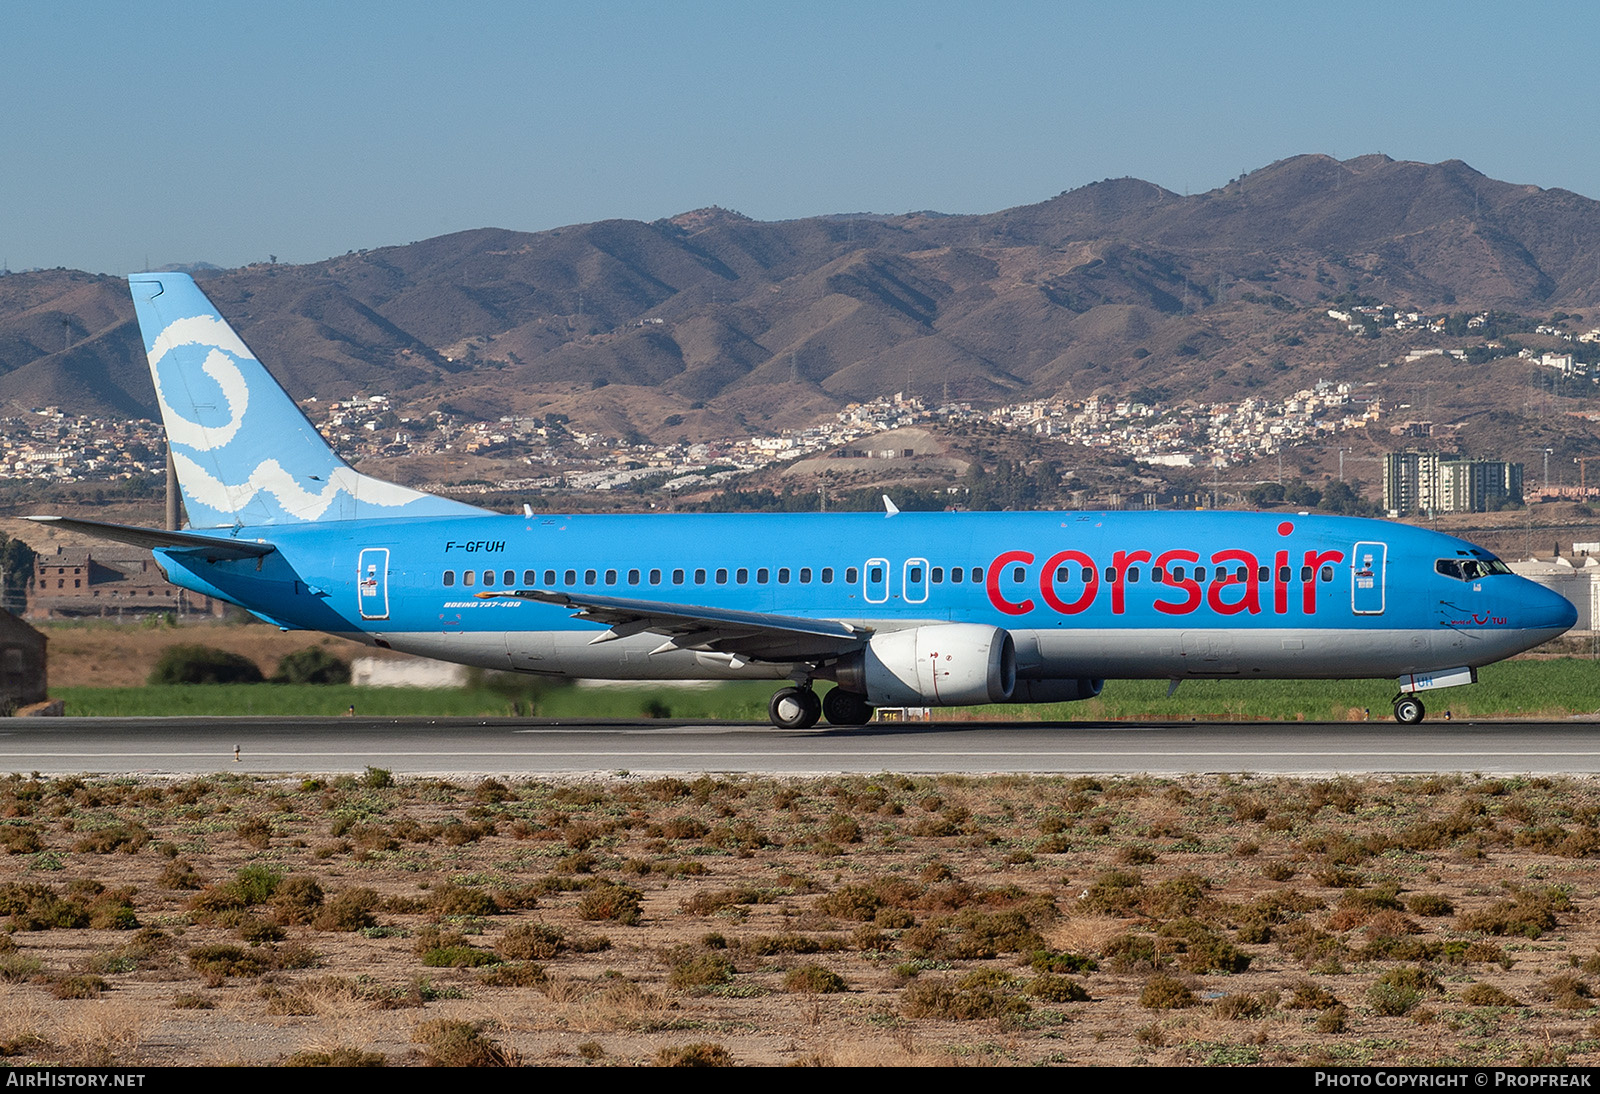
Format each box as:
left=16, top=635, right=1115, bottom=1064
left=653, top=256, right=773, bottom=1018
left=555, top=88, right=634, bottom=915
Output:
left=768, top=685, right=875, bottom=729
left=1392, top=695, right=1426, bottom=725
left=769, top=686, right=821, bottom=729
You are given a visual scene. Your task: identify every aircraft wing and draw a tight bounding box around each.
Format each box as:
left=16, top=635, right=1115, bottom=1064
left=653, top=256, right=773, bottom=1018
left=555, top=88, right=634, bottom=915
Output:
left=26, top=516, right=277, bottom=562
left=479, top=589, right=871, bottom=662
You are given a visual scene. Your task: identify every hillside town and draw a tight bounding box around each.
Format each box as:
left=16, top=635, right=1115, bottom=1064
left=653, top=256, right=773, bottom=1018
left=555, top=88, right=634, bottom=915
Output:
left=0, top=379, right=1390, bottom=499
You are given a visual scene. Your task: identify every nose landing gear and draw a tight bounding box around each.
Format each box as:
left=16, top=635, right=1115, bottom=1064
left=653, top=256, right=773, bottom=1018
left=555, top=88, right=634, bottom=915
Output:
left=1392, top=695, right=1426, bottom=725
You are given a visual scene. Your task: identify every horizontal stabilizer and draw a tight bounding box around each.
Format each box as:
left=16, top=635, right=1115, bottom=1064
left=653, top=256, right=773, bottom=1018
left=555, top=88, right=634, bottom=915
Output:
left=26, top=516, right=277, bottom=561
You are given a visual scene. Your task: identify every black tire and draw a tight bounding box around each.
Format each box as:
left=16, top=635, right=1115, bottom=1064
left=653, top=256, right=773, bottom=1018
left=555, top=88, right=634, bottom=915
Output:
left=822, top=687, right=874, bottom=726
left=769, top=686, right=821, bottom=729
left=1393, top=696, right=1426, bottom=725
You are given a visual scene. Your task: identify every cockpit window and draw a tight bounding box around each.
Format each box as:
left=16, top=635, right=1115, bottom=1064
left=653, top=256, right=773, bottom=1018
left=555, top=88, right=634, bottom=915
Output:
left=1436, top=557, right=1510, bottom=581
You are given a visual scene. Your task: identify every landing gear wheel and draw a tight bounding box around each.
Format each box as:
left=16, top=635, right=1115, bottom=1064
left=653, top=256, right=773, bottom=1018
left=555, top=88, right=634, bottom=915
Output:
left=769, top=686, right=821, bottom=729
left=1393, top=696, right=1426, bottom=725
left=822, top=687, right=875, bottom=726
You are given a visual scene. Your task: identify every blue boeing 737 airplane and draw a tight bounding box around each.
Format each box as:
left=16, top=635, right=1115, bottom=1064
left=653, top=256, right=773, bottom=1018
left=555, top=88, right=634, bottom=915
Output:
left=30, top=274, right=1578, bottom=727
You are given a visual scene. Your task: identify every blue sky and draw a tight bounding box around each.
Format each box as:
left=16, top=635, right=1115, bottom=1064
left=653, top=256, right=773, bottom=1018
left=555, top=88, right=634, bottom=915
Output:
left=5, top=1, right=1596, bottom=274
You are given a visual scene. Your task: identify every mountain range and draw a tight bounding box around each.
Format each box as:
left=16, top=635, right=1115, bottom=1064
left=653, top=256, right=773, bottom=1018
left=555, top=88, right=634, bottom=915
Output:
left=4, top=154, right=1599, bottom=446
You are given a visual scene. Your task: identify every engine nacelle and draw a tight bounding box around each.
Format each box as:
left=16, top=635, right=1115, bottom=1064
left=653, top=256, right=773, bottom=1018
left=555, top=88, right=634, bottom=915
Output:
left=1009, top=677, right=1104, bottom=703
left=834, top=624, right=1016, bottom=707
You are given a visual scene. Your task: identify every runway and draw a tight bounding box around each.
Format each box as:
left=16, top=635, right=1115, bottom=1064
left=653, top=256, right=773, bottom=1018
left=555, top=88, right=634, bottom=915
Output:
left=2, top=716, right=1599, bottom=777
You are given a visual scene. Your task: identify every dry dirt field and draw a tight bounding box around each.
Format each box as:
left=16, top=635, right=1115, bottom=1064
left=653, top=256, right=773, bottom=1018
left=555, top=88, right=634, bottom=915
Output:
left=3, top=771, right=1600, bottom=1067
left=40, top=623, right=392, bottom=689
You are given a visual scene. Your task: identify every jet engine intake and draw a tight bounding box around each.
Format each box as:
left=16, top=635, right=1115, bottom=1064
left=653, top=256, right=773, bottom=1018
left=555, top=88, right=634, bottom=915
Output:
left=833, top=624, right=1015, bottom=706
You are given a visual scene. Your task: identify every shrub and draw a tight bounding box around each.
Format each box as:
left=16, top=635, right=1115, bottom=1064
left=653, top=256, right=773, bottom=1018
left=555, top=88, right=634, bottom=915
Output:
left=654, top=1042, right=734, bottom=1067
left=413, top=1019, right=517, bottom=1067
left=271, top=876, right=325, bottom=925
left=310, top=889, right=376, bottom=934
left=668, top=952, right=735, bottom=992
left=901, top=971, right=1030, bottom=1021
left=148, top=645, right=264, bottom=685
left=272, top=647, right=350, bottom=685
left=1139, top=974, right=1197, bottom=1010
left=429, top=885, right=497, bottom=918
left=578, top=884, right=642, bottom=925
left=498, top=923, right=564, bottom=961
left=236, top=817, right=273, bottom=849
left=1286, top=980, right=1340, bottom=1010
left=1367, top=967, right=1439, bottom=1016
left=1027, top=975, right=1090, bottom=1003
left=783, top=964, right=848, bottom=994
left=188, top=944, right=266, bottom=978
left=1461, top=982, right=1519, bottom=1007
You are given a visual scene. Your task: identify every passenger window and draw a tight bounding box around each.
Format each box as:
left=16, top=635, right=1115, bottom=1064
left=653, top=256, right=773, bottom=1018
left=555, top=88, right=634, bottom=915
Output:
left=649, top=569, right=661, bottom=584
left=1321, top=566, right=1334, bottom=582
left=800, top=567, right=813, bottom=583
left=1300, top=566, right=1312, bottom=581
left=1104, top=567, right=1116, bottom=582
left=1173, top=567, right=1185, bottom=582
left=544, top=569, right=556, bottom=585
left=628, top=569, right=640, bottom=585
left=585, top=569, right=597, bottom=585
left=716, top=568, right=729, bottom=584
left=822, top=568, right=834, bottom=583
left=1151, top=566, right=1164, bottom=582
left=673, top=569, right=685, bottom=585
left=845, top=567, right=858, bottom=583
left=443, top=571, right=455, bottom=587
left=909, top=566, right=922, bottom=583
left=871, top=566, right=884, bottom=583
left=1278, top=566, right=1291, bottom=582
left=604, top=569, right=617, bottom=585
left=463, top=571, right=475, bottom=587
left=504, top=570, right=514, bottom=586
left=1195, top=567, right=1206, bottom=582
left=694, top=569, right=707, bottom=584
left=1257, top=566, right=1269, bottom=582
left=1081, top=567, right=1093, bottom=582
left=483, top=571, right=494, bottom=587
left=951, top=567, right=963, bottom=584
left=1012, top=566, right=1025, bottom=582
left=931, top=567, right=943, bottom=583
left=736, top=568, right=749, bottom=584
left=564, top=569, right=576, bottom=585
left=523, top=570, right=536, bottom=585
left=1236, top=566, right=1247, bottom=581
left=778, top=568, right=791, bottom=584
left=971, top=567, right=983, bottom=582
left=757, top=568, right=769, bottom=583
left=1127, top=567, right=1140, bottom=583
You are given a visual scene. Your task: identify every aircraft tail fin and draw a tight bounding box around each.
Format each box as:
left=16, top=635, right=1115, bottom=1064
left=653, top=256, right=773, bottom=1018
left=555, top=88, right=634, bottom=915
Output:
left=128, top=272, right=488, bottom=527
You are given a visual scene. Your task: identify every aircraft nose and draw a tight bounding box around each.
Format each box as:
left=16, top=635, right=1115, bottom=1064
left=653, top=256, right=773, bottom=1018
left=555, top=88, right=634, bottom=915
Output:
left=1518, top=578, right=1578, bottom=633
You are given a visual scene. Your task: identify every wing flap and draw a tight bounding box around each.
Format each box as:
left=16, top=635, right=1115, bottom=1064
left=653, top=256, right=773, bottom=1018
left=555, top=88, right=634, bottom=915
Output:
left=480, top=589, right=870, bottom=661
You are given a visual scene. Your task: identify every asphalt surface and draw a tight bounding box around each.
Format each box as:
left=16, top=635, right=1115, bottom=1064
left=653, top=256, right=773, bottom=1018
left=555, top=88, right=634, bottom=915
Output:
left=2, top=716, right=1599, bottom=776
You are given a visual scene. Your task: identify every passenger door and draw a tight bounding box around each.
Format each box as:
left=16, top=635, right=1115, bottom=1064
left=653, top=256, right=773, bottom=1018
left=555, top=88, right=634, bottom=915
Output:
left=358, top=547, right=390, bottom=620
left=1351, top=541, right=1386, bottom=615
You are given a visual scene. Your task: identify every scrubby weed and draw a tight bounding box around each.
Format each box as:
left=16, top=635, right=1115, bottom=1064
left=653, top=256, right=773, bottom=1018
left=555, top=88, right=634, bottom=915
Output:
left=13, top=770, right=1600, bottom=1066
left=412, top=1019, right=517, bottom=1066
left=655, top=1042, right=734, bottom=1067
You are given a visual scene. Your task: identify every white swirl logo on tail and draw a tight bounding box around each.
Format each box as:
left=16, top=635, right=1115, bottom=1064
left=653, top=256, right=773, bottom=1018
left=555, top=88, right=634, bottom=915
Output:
left=174, top=453, right=437, bottom=522
left=148, top=316, right=252, bottom=452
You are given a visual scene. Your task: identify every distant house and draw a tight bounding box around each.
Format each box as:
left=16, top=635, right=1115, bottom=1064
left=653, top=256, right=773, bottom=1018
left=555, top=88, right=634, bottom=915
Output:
left=27, top=546, right=228, bottom=620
